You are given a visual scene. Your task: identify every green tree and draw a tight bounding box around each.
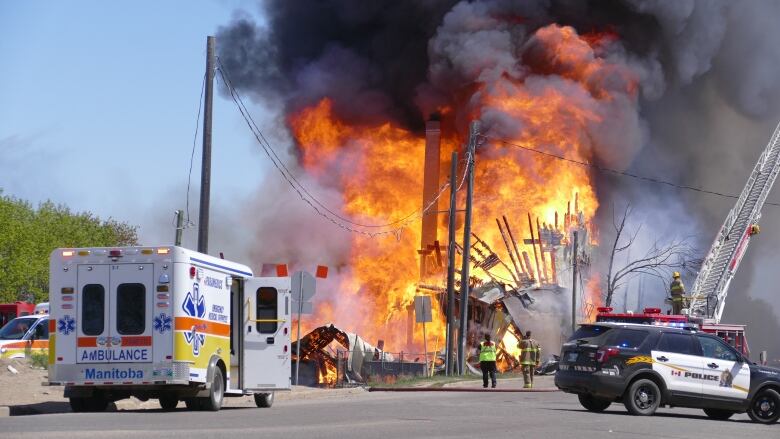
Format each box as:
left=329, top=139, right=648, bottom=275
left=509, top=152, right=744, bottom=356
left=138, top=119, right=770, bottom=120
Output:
left=0, top=191, right=138, bottom=303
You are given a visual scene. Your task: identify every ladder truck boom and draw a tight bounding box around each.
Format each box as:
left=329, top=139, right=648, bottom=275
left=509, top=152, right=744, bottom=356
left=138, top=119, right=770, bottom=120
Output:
left=689, top=121, right=780, bottom=323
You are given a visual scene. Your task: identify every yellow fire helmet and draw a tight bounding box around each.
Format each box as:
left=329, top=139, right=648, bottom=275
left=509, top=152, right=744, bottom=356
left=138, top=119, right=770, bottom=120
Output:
left=672, top=272, right=681, bottom=278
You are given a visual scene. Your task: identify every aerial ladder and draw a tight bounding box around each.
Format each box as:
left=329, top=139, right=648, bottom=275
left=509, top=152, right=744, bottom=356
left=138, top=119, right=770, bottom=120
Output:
left=688, top=122, right=780, bottom=323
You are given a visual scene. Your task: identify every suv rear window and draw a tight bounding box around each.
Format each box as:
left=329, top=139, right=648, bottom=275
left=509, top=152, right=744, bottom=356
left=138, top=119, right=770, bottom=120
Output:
left=656, top=332, right=697, bottom=355
left=568, top=325, right=613, bottom=342
left=608, top=328, right=649, bottom=349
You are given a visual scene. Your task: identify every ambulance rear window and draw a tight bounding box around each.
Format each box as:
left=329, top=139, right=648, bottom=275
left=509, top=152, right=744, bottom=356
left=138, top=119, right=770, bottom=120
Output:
left=82, top=284, right=105, bottom=336
left=117, top=283, right=145, bottom=335
left=256, top=287, right=277, bottom=334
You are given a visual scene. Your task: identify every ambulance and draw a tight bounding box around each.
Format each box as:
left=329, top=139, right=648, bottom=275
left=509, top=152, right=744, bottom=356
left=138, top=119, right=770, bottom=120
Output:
left=0, top=313, right=49, bottom=359
left=48, top=246, right=292, bottom=412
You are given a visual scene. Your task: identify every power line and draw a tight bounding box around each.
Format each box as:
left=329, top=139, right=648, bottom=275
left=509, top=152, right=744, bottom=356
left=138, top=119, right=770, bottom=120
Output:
left=486, top=136, right=780, bottom=207
left=216, top=59, right=470, bottom=237
left=185, top=72, right=206, bottom=227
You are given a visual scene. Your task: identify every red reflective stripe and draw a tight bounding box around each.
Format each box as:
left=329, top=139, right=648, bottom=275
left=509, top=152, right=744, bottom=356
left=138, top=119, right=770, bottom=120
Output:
left=49, top=319, right=56, bottom=332
left=120, top=336, right=152, bottom=347
left=77, top=337, right=97, bottom=347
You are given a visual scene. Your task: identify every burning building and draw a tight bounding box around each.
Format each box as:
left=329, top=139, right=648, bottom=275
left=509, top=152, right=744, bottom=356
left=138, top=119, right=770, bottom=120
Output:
left=216, top=1, right=780, bottom=379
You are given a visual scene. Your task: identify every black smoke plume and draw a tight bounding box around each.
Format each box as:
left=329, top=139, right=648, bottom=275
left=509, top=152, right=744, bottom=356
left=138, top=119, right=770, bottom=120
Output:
left=218, top=0, right=780, bottom=357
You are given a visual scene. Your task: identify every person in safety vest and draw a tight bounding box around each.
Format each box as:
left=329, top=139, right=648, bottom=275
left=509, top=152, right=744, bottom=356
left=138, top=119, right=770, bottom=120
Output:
left=518, top=330, right=541, bottom=389
left=670, top=272, right=686, bottom=314
left=479, top=333, right=497, bottom=388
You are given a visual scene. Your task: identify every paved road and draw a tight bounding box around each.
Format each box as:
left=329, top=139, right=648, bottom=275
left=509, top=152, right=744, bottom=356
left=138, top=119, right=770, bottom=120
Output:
left=1, top=389, right=776, bottom=438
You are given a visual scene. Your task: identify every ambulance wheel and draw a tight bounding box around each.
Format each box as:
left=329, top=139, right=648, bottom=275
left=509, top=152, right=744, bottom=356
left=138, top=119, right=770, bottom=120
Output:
left=85, top=395, right=109, bottom=412
left=159, top=394, right=179, bottom=411
left=254, top=392, right=274, bottom=408
left=184, top=398, right=203, bottom=411
left=623, top=379, right=660, bottom=416
left=703, top=408, right=735, bottom=420
left=201, top=367, right=224, bottom=411
left=578, top=394, right=611, bottom=412
left=69, top=397, right=87, bottom=413
left=747, top=388, right=780, bottom=424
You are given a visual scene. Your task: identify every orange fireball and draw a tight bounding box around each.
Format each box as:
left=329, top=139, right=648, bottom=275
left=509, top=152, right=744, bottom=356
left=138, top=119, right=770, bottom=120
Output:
left=287, top=24, right=634, bottom=353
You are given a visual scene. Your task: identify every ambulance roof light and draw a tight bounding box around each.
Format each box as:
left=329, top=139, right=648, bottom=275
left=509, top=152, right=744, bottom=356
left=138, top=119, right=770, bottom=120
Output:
left=157, top=248, right=170, bottom=255
left=62, top=250, right=74, bottom=257
left=643, top=307, right=662, bottom=314
left=109, top=250, right=122, bottom=257
left=597, top=307, right=613, bottom=313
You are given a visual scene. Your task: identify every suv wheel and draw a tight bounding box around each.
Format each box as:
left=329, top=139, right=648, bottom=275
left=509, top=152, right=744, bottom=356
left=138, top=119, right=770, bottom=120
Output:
left=747, top=388, right=780, bottom=424
left=578, top=394, right=611, bottom=412
left=623, top=379, right=661, bottom=416
left=703, top=408, right=735, bottom=420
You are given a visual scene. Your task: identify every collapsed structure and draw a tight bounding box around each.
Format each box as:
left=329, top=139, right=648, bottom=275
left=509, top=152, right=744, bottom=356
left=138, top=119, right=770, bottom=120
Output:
left=291, top=120, right=597, bottom=385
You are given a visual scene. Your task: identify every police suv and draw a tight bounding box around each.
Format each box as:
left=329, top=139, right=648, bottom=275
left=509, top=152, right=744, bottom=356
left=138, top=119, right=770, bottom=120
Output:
left=555, top=322, right=780, bottom=424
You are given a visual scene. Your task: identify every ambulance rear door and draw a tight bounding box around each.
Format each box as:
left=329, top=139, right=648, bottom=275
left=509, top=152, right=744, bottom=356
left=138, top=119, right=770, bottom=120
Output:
left=241, top=277, right=291, bottom=391
left=108, top=263, right=154, bottom=363
left=76, top=263, right=154, bottom=363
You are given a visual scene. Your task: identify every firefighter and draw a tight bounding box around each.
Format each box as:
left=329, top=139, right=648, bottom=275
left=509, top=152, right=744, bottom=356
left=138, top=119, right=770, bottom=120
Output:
left=479, top=333, right=497, bottom=388
left=518, top=330, right=541, bottom=389
left=670, top=272, right=686, bottom=314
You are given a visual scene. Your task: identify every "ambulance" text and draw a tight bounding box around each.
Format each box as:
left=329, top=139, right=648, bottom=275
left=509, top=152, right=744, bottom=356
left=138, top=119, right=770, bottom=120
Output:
left=80, top=348, right=149, bottom=362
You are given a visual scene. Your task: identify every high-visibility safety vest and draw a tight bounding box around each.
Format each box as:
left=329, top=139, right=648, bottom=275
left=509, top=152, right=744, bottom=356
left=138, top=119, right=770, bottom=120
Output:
left=670, top=279, right=685, bottom=296
left=519, top=339, right=540, bottom=365
left=479, top=341, right=497, bottom=362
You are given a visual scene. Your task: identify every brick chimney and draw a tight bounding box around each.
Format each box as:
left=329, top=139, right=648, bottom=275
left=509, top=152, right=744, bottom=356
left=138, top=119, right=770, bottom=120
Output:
left=419, top=115, right=441, bottom=279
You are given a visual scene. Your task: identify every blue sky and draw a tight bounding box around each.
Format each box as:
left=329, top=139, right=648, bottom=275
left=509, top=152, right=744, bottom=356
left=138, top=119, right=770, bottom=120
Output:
left=0, top=1, right=276, bottom=244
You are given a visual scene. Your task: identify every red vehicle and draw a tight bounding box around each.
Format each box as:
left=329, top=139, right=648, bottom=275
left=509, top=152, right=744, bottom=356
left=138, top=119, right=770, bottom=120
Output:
left=595, top=307, right=750, bottom=357
left=0, top=302, right=35, bottom=327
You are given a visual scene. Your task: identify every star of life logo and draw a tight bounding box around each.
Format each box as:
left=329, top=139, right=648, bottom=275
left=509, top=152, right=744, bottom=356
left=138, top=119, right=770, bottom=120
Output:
left=57, top=315, right=76, bottom=335
left=153, top=313, right=172, bottom=334
left=182, top=283, right=206, bottom=356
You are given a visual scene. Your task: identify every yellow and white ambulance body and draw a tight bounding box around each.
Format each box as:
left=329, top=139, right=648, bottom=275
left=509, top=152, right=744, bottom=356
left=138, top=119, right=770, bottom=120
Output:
left=0, top=314, right=49, bottom=359
left=48, top=246, right=291, bottom=411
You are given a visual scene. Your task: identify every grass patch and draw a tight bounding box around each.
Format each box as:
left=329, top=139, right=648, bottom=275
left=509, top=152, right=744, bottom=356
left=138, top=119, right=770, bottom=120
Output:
left=29, top=351, right=48, bottom=370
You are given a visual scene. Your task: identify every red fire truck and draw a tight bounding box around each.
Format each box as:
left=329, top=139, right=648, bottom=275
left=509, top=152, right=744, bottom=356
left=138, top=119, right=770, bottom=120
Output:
left=595, top=307, right=750, bottom=357
left=0, top=302, right=35, bottom=327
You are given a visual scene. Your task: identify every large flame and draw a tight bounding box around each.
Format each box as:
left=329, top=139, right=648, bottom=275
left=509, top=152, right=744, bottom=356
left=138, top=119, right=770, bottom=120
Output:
left=287, top=24, right=635, bottom=353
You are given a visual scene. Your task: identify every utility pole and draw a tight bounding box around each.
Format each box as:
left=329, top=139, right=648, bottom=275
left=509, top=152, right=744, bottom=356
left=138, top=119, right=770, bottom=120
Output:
left=174, top=210, right=184, bottom=246
left=197, top=35, right=215, bottom=254
left=444, top=151, right=458, bottom=376
left=571, top=230, right=579, bottom=333
left=457, top=121, right=479, bottom=375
